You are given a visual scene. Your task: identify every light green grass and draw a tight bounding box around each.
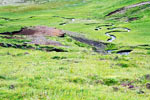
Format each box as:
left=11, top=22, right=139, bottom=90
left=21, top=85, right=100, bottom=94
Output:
left=0, top=0, right=150, bottom=100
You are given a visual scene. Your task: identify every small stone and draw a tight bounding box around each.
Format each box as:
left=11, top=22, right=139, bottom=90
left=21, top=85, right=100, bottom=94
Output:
left=146, top=83, right=150, bottom=89
left=24, top=52, right=29, bottom=55
left=113, top=87, right=119, bottom=91
left=9, top=85, right=15, bottom=89
left=145, top=74, right=150, bottom=80
left=95, top=80, right=104, bottom=84
left=128, top=85, right=134, bottom=89
left=114, top=56, right=119, bottom=60
left=7, top=52, right=11, bottom=55
left=74, top=61, right=79, bottom=63
left=121, top=83, right=127, bottom=87
left=121, top=81, right=131, bottom=87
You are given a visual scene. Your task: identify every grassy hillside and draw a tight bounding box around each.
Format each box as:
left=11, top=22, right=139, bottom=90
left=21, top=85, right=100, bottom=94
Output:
left=0, top=0, right=150, bottom=100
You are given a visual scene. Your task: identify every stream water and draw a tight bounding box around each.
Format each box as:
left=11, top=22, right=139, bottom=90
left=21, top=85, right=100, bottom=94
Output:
left=104, top=26, right=132, bottom=55
left=105, top=32, right=116, bottom=42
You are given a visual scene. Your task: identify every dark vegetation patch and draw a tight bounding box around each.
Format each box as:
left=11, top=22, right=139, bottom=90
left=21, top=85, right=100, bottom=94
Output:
left=0, top=17, right=19, bottom=21
left=74, top=41, right=90, bottom=48
left=12, top=52, right=30, bottom=57
left=117, top=63, right=129, bottom=68
left=59, top=23, right=67, bottom=26
left=0, top=42, right=66, bottom=52
left=28, top=16, right=36, bottom=19
left=0, top=24, right=3, bottom=26
left=51, top=56, right=67, bottom=60
left=0, top=35, right=31, bottom=43
left=138, top=44, right=150, bottom=47
left=87, top=74, right=118, bottom=86
left=68, top=77, right=86, bottom=84
left=0, top=75, right=6, bottom=80
left=85, top=23, right=101, bottom=25
left=103, top=78, right=118, bottom=86
left=127, top=17, right=139, bottom=22
left=1, top=36, right=25, bottom=39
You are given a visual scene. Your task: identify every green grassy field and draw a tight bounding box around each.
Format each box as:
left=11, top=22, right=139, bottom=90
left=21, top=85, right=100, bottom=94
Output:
left=0, top=0, right=150, bottom=100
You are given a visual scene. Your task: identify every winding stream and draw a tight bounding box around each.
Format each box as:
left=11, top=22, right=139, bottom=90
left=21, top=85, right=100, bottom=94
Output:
left=102, top=26, right=132, bottom=55
left=64, top=23, right=132, bottom=55
left=105, top=27, right=130, bottom=42
left=105, top=32, right=116, bottom=42
left=55, top=16, right=132, bottom=55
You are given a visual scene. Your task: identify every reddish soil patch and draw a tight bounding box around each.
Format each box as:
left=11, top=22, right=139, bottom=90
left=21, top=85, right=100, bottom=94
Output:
left=0, top=26, right=65, bottom=46
left=10, top=26, right=65, bottom=37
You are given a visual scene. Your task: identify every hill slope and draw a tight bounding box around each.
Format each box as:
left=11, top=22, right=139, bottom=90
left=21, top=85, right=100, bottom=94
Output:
left=0, top=0, right=150, bottom=100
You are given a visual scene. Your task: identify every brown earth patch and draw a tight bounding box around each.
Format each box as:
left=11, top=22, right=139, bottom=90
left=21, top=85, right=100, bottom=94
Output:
left=0, top=26, right=65, bottom=46
left=2, top=26, right=65, bottom=37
